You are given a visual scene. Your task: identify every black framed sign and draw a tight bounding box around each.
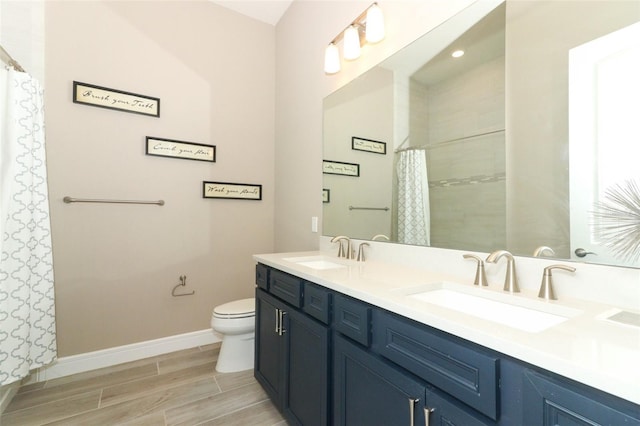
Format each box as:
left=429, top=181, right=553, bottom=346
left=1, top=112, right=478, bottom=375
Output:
left=73, top=81, right=160, bottom=117
left=146, top=137, right=215, bottom=162
left=352, top=136, right=387, bottom=154
left=323, top=160, right=360, bottom=177
left=203, top=181, right=262, bottom=200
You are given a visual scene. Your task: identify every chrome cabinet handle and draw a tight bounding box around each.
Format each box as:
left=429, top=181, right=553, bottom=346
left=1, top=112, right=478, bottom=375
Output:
left=408, top=398, right=419, bottom=425
left=274, top=309, right=280, bottom=334
left=278, top=310, right=287, bottom=335
left=424, top=407, right=434, bottom=426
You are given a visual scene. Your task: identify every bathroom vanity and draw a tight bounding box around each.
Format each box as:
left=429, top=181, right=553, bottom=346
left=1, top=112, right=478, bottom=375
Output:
left=253, top=252, right=640, bottom=425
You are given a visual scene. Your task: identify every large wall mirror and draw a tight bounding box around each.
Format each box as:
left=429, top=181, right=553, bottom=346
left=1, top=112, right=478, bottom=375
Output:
left=323, top=0, right=640, bottom=268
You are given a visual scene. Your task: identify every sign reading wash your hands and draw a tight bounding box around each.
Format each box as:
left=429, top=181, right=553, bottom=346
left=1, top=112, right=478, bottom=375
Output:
left=203, top=182, right=263, bottom=200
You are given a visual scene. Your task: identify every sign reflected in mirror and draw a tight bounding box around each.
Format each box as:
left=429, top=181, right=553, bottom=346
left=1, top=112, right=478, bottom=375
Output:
left=323, top=0, right=640, bottom=268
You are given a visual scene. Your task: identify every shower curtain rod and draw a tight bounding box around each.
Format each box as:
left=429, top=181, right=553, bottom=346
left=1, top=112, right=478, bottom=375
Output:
left=0, top=44, right=25, bottom=72
left=394, top=129, right=505, bottom=153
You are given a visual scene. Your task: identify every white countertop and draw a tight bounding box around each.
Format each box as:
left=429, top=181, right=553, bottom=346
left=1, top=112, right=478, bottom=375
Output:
left=254, top=250, right=640, bottom=406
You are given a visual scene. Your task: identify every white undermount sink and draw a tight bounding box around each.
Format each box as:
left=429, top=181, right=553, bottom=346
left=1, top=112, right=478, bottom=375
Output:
left=404, top=282, right=582, bottom=333
left=282, top=255, right=347, bottom=270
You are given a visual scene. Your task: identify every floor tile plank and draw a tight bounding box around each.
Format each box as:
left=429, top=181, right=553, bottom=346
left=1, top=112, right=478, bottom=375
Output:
left=157, top=347, right=219, bottom=375
left=1, top=391, right=101, bottom=426
left=5, top=364, right=157, bottom=413
left=214, top=368, right=256, bottom=392
left=100, top=362, right=216, bottom=407
left=198, top=399, right=285, bottom=426
left=164, top=382, right=268, bottom=426
left=44, top=378, right=220, bottom=425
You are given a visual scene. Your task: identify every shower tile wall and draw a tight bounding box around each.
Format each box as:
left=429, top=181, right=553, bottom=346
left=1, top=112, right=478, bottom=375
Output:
left=412, top=56, right=506, bottom=252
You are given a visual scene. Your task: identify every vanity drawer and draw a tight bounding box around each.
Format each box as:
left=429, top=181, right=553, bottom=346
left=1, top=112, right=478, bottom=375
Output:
left=334, top=294, right=371, bottom=347
left=269, top=269, right=303, bottom=308
left=303, top=282, right=331, bottom=325
left=372, top=310, right=499, bottom=420
left=255, top=264, right=269, bottom=290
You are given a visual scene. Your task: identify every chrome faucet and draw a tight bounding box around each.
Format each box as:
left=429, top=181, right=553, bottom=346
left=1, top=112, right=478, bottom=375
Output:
left=486, top=250, right=520, bottom=293
left=533, top=246, right=556, bottom=257
left=538, top=264, right=576, bottom=300
left=462, top=254, right=488, bottom=286
left=330, top=235, right=353, bottom=259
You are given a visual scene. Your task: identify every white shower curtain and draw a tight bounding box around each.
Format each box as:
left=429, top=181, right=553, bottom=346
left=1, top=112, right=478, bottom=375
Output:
left=396, top=149, right=431, bottom=246
left=0, top=68, right=56, bottom=386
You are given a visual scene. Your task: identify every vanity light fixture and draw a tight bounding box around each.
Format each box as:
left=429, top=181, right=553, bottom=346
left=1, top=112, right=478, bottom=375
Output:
left=324, top=3, right=385, bottom=74
left=324, top=42, right=341, bottom=74
left=365, top=3, right=385, bottom=43
left=343, top=25, right=362, bottom=60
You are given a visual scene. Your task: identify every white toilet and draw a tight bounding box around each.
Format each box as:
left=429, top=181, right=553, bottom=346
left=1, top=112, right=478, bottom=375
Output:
left=211, top=298, right=256, bottom=373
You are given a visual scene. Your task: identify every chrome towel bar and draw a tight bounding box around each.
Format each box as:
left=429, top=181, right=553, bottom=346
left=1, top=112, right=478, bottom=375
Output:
left=349, top=205, right=389, bottom=211
left=63, top=196, right=165, bottom=206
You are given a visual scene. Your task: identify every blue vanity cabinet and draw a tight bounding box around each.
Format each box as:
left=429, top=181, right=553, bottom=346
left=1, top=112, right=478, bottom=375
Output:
left=522, top=369, right=640, bottom=425
left=333, top=333, right=427, bottom=425
left=285, top=306, right=331, bottom=426
left=255, top=264, right=640, bottom=426
left=255, top=275, right=331, bottom=426
left=372, top=309, right=499, bottom=421
left=255, top=289, right=288, bottom=409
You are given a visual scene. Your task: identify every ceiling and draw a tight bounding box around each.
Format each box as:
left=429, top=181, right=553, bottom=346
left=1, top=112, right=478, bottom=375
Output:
left=209, top=0, right=294, bottom=26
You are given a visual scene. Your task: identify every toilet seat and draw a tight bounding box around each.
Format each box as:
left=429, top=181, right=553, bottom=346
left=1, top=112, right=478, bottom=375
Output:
left=213, top=298, right=255, bottom=319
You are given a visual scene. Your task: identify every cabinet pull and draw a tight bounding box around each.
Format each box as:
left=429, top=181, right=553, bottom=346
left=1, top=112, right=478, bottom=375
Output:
left=424, top=407, right=434, bottom=426
left=274, top=309, right=280, bottom=334
left=408, top=397, right=419, bottom=425
left=279, top=310, right=287, bottom=335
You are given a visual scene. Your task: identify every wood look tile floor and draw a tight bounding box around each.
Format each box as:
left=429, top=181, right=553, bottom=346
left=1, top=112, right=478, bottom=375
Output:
left=1, top=344, right=285, bottom=426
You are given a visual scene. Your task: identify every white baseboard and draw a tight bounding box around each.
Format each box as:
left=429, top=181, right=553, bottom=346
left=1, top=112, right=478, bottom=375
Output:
left=36, top=329, right=221, bottom=382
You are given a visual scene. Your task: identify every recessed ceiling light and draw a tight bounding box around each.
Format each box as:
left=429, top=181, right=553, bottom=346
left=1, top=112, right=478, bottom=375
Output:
left=451, top=50, right=465, bottom=58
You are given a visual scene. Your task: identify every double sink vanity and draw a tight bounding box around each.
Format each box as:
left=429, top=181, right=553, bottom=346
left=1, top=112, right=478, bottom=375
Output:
left=253, top=250, right=640, bottom=425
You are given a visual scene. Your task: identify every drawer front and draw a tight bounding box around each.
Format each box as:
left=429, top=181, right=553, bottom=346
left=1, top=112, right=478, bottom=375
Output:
left=256, top=264, right=269, bottom=290
left=303, top=282, right=331, bottom=325
left=334, top=294, right=371, bottom=347
left=372, top=310, right=499, bottom=420
left=269, top=269, right=303, bottom=308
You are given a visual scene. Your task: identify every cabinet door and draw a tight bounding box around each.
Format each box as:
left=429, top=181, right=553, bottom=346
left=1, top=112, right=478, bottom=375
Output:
left=254, top=289, right=287, bottom=409
left=334, top=333, right=426, bottom=426
left=425, top=387, right=495, bottom=426
left=284, top=308, right=330, bottom=426
left=523, top=370, right=640, bottom=426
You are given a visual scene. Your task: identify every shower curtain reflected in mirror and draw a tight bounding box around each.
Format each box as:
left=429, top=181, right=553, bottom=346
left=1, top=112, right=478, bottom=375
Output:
left=395, top=149, right=431, bottom=246
left=0, top=67, right=56, bottom=385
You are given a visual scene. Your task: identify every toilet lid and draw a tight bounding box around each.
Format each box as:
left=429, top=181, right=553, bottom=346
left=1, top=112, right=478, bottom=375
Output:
left=214, top=298, right=255, bottom=318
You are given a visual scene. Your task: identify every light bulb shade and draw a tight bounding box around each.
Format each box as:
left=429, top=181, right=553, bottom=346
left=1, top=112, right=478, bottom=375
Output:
left=324, top=43, right=341, bottom=74
left=365, top=4, right=385, bottom=43
left=343, top=25, right=361, bottom=60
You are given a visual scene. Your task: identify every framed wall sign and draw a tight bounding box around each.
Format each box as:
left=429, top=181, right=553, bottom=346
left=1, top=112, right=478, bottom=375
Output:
left=323, top=160, right=360, bottom=177
left=323, top=189, right=330, bottom=203
left=203, top=181, right=262, bottom=200
left=146, top=137, right=216, bottom=162
left=73, top=81, right=160, bottom=117
left=352, top=136, right=387, bottom=154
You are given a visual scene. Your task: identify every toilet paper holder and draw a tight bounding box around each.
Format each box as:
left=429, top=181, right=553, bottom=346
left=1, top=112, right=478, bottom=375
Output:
left=172, top=275, right=195, bottom=297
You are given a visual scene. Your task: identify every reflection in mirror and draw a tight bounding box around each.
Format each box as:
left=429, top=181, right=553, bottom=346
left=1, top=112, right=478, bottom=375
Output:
left=323, top=0, right=640, bottom=268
